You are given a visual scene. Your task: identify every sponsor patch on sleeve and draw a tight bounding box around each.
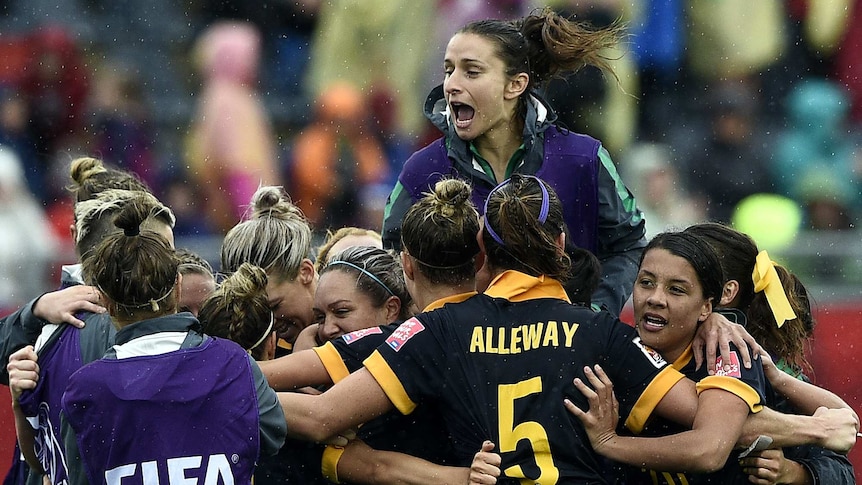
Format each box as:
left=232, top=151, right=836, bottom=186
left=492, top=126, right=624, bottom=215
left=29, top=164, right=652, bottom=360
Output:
left=385, top=318, right=425, bottom=352
left=632, top=336, right=667, bottom=368
left=714, top=351, right=742, bottom=378
left=342, top=326, right=383, bottom=344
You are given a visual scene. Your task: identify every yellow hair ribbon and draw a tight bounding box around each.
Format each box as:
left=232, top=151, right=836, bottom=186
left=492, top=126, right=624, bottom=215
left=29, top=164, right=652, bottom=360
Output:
left=752, top=250, right=797, bottom=328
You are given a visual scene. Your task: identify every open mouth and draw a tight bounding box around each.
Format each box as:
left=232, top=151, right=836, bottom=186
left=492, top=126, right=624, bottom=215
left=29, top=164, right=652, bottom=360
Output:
left=640, top=314, right=668, bottom=331
left=450, top=101, right=475, bottom=128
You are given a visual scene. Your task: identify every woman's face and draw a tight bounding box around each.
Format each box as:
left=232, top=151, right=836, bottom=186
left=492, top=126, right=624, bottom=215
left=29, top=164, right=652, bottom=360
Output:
left=633, top=248, right=712, bottom=362
left=266, top=274, right=315, bottom=345
left=313, top=270, right=391, bottom=341
left=443, top=33, right=518, bottom=142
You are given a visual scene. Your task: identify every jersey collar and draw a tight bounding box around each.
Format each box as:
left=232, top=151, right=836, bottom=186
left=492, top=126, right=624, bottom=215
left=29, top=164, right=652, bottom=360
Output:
left=422, top=291, right=477, bottom=312
left=484, top=270, right=570, bottom=303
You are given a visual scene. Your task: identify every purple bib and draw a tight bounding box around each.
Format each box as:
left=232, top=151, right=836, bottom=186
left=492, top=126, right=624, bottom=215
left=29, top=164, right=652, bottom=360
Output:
left=18, top=325, right=84, bottom=485
left=62, top=338, right=260, bottom=485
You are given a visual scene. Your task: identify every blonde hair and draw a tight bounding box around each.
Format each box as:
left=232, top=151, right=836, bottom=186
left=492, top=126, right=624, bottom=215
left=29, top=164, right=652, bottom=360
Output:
left=221, top=186, right=311, bottom=282
left=68, top=157, right=150, bottom=203
left=74, top=188, right=175, bottom=260
left=314, top=227, right=382, bottom=272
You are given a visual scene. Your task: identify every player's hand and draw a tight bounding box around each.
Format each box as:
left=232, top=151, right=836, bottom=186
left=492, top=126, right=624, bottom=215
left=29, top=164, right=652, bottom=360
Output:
left=692, top=312, right=761, bottom=375
left=813, top=407, right=859, bottom=453
left=8, top=346, right=39, bottom=402
left=757, top=352, right=784, bottom=387
left=741, top=448, right=808, bottom=485
left=469, top=441, right=501, bottom=485
left=33, top=285, right=106, bottom=328
left=565, top=365, right=619, bottom=451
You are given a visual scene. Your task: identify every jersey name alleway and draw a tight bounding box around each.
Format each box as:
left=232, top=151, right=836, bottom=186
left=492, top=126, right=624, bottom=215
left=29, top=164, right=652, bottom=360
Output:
left=469, top=321, right=579, bottom=354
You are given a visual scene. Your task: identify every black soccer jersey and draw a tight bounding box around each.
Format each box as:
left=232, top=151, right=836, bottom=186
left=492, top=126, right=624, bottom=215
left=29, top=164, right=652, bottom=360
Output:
left=620, top=344, right=768, bottom=485
left=364, top=271, right=684, bottom=484
left=312, top=292, right=478, bottom=481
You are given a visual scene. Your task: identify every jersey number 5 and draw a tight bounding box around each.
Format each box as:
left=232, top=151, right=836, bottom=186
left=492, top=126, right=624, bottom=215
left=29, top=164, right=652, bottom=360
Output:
left=498, top=377, right=560, bottom=484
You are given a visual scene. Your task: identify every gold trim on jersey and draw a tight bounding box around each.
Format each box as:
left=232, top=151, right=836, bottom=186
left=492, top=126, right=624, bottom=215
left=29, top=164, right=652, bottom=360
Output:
left=364, top=350, right=418, bottom=415
left=484, top=271, right=571, bottom=303
left=313, top=342, right=351, bottom=384
left=423, top=291, right=477, bottom=312
left=697, top=376, right=764, bottom=413
left=321, top=444, right=346, bottom=483
left=625, top=366, right=686, bottom=433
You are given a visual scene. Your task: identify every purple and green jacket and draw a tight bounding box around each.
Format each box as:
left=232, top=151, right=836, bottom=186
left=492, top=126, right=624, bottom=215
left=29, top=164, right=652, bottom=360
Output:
left=382, top=85, right=646, bottom=315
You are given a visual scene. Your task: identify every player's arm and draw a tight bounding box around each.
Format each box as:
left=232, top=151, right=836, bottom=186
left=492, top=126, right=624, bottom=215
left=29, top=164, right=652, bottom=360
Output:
left=569, top=365, right=750, bottom=472
left=277, top=367, right=394, bottom=442
left=8, top=346, right=43, bottom=472
left=258, top=347, right=332, bottom=391
left=326, top=440, right=469, bottom=485
left=761, top=351, right=856, bottom=418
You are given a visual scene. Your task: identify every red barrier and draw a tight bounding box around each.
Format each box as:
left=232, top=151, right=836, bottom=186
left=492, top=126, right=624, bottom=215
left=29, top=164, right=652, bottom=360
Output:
left=807, top=302, right=862, bottom=480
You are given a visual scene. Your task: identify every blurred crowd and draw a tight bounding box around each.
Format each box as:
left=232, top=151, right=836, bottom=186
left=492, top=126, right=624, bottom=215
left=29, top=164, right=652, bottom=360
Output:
left=0, top=0, right=860, bottom=308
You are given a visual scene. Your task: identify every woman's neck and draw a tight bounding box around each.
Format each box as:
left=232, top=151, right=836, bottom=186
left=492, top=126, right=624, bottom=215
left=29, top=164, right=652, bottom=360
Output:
left=413, top=280, right=476, bottom=311
left=474, top=117, right=524, bottom=181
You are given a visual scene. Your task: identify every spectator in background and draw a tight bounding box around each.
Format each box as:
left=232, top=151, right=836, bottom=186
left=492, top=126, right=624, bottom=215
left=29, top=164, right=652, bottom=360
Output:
left=290, top=82, right=391, bottom=232
left=0, top=88, right=42, bottom=203
left=0, top=146, right=57, bottom=309
left=186, top=21, right=280, bottom=234
left=772, top=79, right=861, bottom=230
left=622, top=142, right=704, bottom=238
left=19, top=25, right=90, bottom=173
left=682, top=83, right=773, bottom=224
left=89, top=61, right=160, bottom=192
left=305, top=0, right=434, bottom=141
left=541, top=0, right=638, bottom=156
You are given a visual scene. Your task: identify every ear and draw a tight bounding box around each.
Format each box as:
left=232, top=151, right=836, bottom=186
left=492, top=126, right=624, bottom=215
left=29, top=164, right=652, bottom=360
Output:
left=298, top=258, right=316, bottom=285
left=264, top=332, right=277, bottom=361
left=698, top=298, right=714, bottom=323
left=555, top=232, right=566, bottom=252
left=504, top=72, right=529, bottom=100
left=383, top=296, right=402, bottom=323
left=69, top=223, right=77, bottom=242
left=401, top=251, right=415, bottom=282
left=719, top=280, right=739, bottom=307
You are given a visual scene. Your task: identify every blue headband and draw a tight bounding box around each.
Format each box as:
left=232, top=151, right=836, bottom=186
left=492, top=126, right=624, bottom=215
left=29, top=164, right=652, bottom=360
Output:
left=482, top=175, right=550, bottom=247
left=328, top=260, right=395, bottom=296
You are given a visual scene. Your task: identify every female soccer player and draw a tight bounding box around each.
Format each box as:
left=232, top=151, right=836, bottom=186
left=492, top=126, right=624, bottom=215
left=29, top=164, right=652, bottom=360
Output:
left=381, top=8, right=644, bottom=315
left=59, top=199, right=285, bottom=484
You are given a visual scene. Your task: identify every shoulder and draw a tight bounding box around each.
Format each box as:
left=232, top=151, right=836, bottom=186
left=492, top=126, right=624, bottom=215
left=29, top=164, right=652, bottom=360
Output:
left=543, top=127, right=602, bottom=159
left=398, top=138, right=452, bottom=196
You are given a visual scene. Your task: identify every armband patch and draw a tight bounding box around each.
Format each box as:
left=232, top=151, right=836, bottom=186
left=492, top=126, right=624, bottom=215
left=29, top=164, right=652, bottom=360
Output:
left=714, top=351, right=742, bottom=378
left=385, top=318, right=425, bottom=352
left=633, top=336, right=667, bottom=368
left=342, top=326, right=383, bottom=344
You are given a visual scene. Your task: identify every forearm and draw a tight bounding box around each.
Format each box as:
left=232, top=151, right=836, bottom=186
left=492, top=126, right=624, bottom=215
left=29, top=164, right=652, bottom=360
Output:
left=12, top=400, right=43, bottom=472
left=259, top=349, right=331, bottom=391
left=596, top=430, right=736, bottom=473
left=278, top=368, right=393, bottom=442
left=741, top=408, right=834, bottom=450
left=335, top=440, right=469, bottom=485
left=771, top=371, right=856, bottom=417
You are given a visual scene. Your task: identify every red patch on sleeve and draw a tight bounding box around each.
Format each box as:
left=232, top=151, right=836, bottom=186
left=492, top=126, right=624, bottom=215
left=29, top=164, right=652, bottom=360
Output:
left=341, top=326, right=383, bottom=344
left=714, top=351, right=742, bottom=378
left=385, top=318, right=425, bottom=352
